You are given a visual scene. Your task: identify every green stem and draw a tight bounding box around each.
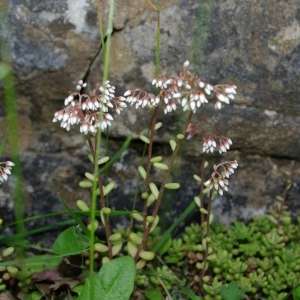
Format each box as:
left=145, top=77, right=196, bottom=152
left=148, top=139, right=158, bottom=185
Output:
left=142, top=106, right=160, bottom=231
left=89, top=2, right=115, bottom=297
left=199, top=157, right=206, bottom=225
left=1, top=64, right=25, bottom=256
left=136, top=111, right=193, bottom=260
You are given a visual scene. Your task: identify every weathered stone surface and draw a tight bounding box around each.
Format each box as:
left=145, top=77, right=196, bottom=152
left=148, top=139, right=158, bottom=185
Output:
left=1, top=0, right=300, bottom=241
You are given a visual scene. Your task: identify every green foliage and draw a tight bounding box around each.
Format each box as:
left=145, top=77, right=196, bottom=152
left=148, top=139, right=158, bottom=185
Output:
left=141, top=209, right=300, bottom=299
left=77, top=256, right=136, bottom=300
left=52, top=226, right=89, bottom=255
left=219, top=282, right=245, bottom=300
left=293, top=284, right=300, bottom=300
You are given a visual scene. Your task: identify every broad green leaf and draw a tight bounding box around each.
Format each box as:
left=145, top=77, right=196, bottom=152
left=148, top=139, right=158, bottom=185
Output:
left=77, top=256, right=136, bottom=300
left=52, top=226, right=89, bottom=255
left=293, top=284, right=300, bottom=300
left=219, top=282, right=245, bottom=300
left=179, top=286, right=203, bottom=300
left=144, top=289, right=163, bottom=300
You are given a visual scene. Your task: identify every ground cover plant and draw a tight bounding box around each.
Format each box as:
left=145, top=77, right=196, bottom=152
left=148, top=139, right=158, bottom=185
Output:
left=1, top=1, right=300, bottom=299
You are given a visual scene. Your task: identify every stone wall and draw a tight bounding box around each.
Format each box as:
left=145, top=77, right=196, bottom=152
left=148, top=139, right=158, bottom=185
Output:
left=1, top=0, right=300, bottom=231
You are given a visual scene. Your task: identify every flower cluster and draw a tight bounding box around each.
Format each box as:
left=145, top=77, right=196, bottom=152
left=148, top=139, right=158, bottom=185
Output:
left=123, top=60, right=237, bottom=114
left=202, top=136, right=232, bottom=154
left=0, top=161, right=14, bottom=184
left=204, top=160, right=238, bottom=195
left=53, top=80, right=127, bottom=134
left=186, top=123, right=233, bottom=154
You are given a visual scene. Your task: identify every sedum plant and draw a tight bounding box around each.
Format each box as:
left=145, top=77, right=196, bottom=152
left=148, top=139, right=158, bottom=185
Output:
left=51, top=60, right=238, bottom=298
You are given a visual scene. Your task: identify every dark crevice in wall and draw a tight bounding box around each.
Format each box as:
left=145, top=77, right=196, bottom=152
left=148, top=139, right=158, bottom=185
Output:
left=81, top=26, right=124, bottom=83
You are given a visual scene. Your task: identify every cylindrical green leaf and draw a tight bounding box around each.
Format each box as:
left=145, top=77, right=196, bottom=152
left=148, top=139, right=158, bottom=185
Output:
left=127, top=241, right=137, bottom=257
left=139, top=251, right=155, bottom=261
left=76, top=200, right=89, bottom=212
left=97, top=156, right=110, bottom=165
left=200, top=207, right=208, bottom=214
left=131, top=211, right=143, bottom=222
left=88, top=220, right=99, bottom=231
left=153, top=162, right=169, bottom=170
left=150, top=215, right=159, bottom=233
left=138, top=166, right=147, bottom=180
left=7, top=266, right=18, bottom=277
left=112, top=241, right=122, bottom=256
left=85, top=172, right=95, bottom=181
left=165, top=183, right=180, bottom=189
left=149, top=182, right=159, bottom=199
left=141, top=192, right=148, bottom=200
left=176, top=133, right=185, bottom=140
left=102, top=257, right=110, bottom=264
left=194, top=196, right=201, bottom=207
left=139, top=134, right=150, bottom=144
left=103, top=182, right=115, bottom=196
left=88, top=153, right=94, bottom=163
left=196, top=262, right=204, bottom=269
left=129, top=232, right=143, bottom=245
left=136, top=259, right=146, bottom=270
left=146, top=215, right=154, bottom=223
left=169, top=139, right=176, bottom=151
left=2, top=247, right=14, bottom=257
left=147, top=193, right=156, bottom=207
left=79, top=181, right=93, bottom=188
left=154, top=122, right=162, bottom=130
left=150, top=156, right=163, bottom=163
left=94, top=243, right=109, bottom=253
left=101, top=207, right=112, bottom=215
left=109, top=232, right=122, bottom=242
left=193, top=174, right=201, bottom=182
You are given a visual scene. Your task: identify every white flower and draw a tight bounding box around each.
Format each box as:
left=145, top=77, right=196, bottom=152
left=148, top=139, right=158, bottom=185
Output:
left=183, top=60, right=190, bottom=68
left=0, top=161, right=14, bottom=184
